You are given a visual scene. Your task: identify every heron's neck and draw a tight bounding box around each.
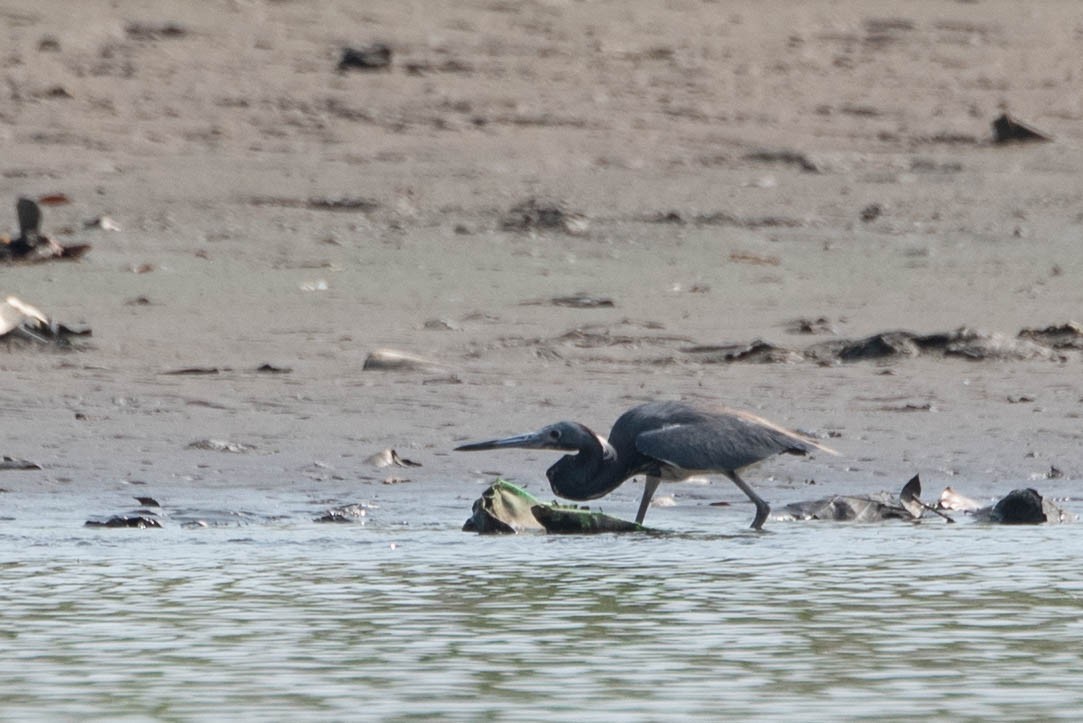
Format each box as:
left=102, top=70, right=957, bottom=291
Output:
left=547, top=429, right=623, bottom=500
left=577, top=428, right=616, bottom=469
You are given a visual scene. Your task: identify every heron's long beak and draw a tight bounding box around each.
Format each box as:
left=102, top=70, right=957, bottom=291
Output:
left=454, top=431, right=549, bottom=452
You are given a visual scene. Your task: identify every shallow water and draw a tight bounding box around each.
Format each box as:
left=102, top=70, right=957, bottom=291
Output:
left=3, top=485, right=1082, bottom=722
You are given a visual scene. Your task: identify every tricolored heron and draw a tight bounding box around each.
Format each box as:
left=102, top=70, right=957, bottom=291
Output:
left=455, top=401, right=836, bottom=529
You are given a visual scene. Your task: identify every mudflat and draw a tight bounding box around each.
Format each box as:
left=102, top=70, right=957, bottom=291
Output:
left=2, top=1, right=1081, bottom=514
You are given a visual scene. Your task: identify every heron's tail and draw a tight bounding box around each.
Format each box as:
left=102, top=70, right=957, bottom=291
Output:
left=797, top=436, right=839, bottom=456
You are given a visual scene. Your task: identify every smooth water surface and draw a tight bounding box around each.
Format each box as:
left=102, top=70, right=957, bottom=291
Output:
left=3, top=485, right=1082, bottom=721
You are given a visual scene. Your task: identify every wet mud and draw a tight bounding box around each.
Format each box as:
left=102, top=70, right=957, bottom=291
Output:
left=0, top=0, right=1080, bottom=521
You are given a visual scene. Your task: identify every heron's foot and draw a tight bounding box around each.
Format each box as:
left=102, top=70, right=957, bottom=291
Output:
left=750, top=502, right=771, bottom=531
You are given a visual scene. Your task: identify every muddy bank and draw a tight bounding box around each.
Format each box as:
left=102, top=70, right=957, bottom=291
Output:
left=0, top=1, right=1080, bottom=504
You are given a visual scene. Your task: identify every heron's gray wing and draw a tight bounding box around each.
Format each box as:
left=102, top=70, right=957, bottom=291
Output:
left=634, top=412, right=817, bottom=473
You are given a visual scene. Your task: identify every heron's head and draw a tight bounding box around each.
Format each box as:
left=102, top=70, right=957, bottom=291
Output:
left=454, top=421, right=593, bottom=453
left=455, top=421, right=619, bottom=500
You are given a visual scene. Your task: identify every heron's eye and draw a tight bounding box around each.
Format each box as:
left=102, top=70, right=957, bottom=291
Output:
left=548, top=429, right=561, bottom=441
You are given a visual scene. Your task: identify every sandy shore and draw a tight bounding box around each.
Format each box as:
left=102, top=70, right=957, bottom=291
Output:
left=2, top=1, right=1082, bottom=512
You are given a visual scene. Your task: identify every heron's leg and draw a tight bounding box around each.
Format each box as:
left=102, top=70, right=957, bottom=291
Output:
left=636, top=476, right=661, bottom=524
left=724, top=471, right=770, bottom=530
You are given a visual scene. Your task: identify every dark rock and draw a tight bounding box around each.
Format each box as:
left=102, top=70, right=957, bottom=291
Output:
left=164, top=367, right=221, bottom=375
left=305, top=197, right=379, bottom=212
left=988, top=489, right=1053, bottom=524
left=744, top=148, right=819, bottom=172
left=992, top=113, right=1051, bottom=144
left=860, top=203, right=883, bottom=222
left=338, top=44, right=392, bottom=72
left=125, top=22, right=188, bottom=40
left=649, top=211, right=686, bottom=224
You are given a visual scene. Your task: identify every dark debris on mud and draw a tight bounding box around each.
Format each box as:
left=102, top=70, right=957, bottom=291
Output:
left=485, top=321, right=1083, bottom=366
left=682, top=324, right=1080, bottom=365
left=685, top=327, right=1070, bottom=365
left=500, top=198, right=589, bottom=236
left=991, top=113, right=1052, bottom=144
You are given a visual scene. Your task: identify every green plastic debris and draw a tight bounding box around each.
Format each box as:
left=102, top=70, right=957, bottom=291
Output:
left=463, top=479, right=647, bottom=534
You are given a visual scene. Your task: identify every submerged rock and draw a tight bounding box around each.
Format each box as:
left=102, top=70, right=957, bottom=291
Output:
left=971, top=488, right=1071, bottom=525
left=463, top=479, right=646, bottom=534
left=938, top=485, right=1071, bottom=524
left=85, top=514, right=162, bottom=529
